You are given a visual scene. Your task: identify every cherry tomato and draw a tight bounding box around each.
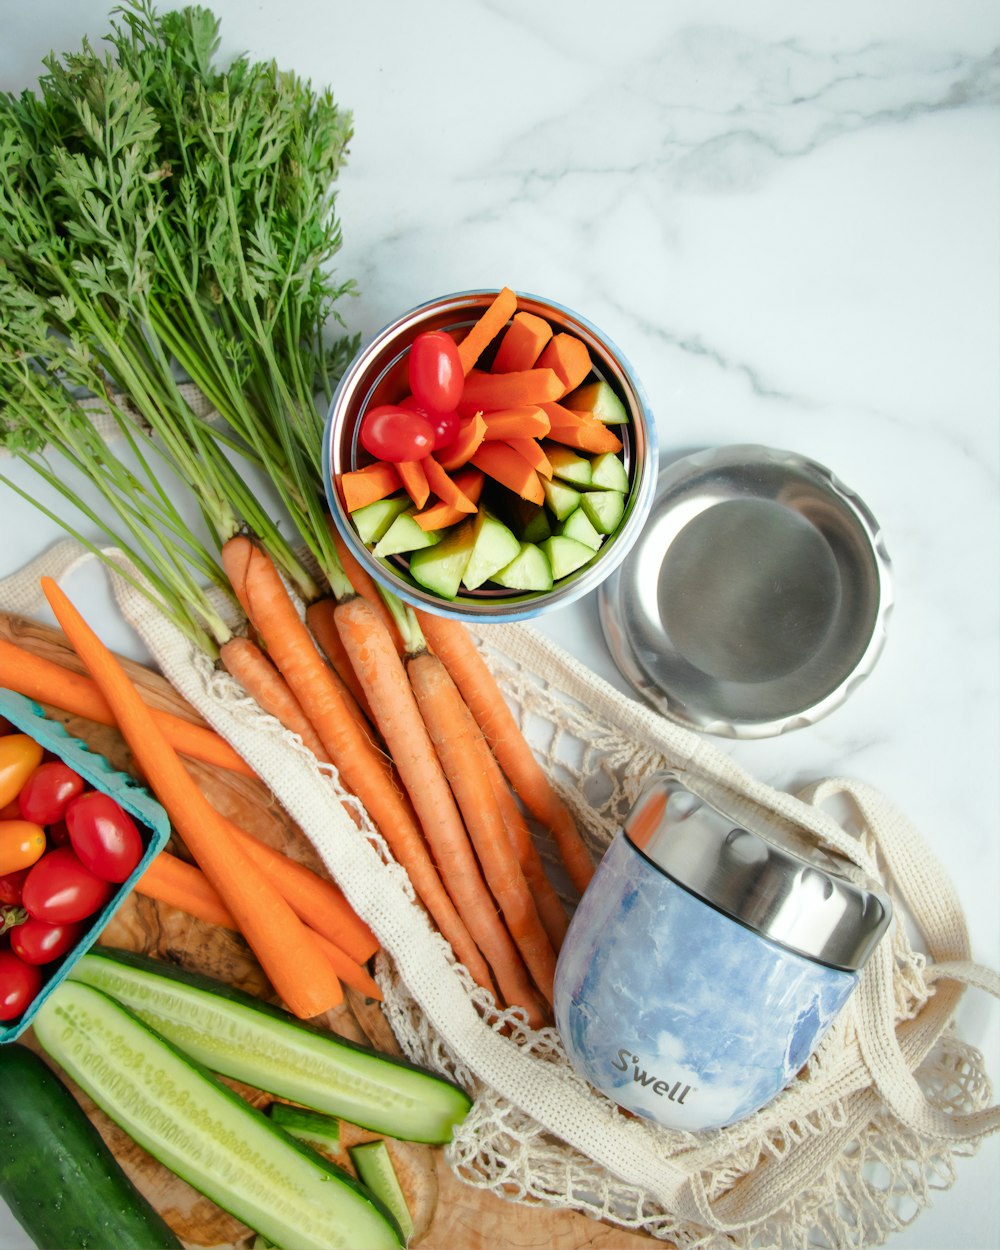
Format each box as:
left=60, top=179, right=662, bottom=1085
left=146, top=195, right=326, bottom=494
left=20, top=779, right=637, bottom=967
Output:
left=0, top=868, right=30, bottom=906
left=359, top=404, right=435, bottom=462
left=17, top=761, right=86, bottom=825
left=22, top=847, right=113, bottom=923
left=399, top=395, right=460, bottom=449
left=408, top=331, right=464, bottom=414
left=10, top=916, right=84, bottom=965
left=0, top=949, right=41, bottom=1020
left=0, top=820, right=46, bottom=876
left=0, top=735, right=44, bottom=809
left=65, top=791, right=144, bottom=883
left=0, top=799, right=20, bottom=821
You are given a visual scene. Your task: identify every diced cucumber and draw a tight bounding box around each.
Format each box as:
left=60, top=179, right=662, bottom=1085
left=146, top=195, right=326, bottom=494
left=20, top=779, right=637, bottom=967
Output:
left=34, top=981, right=404, bottom=1250
left=268, top=1102, right=341, bottom=1156
left=541, top=477, right=582, bottom=521
left=563, top=379, right=629, bottom=425
left=492, top=542, right=553, bottom=591
left=70, top=949, right=472, bottom=1145
left=408, top=519, right=477, bottom=599
left=589, top=451, right=629, bottom=492
left=520, top=506, right=552, bottom=544
left=348, top=1142, right=414, bottom=1241
left=462, top=511, right=521, bottom=590
left=580, top=489, right=625, bottom=535
left=352, top=495, right=411, bottom=545
left=543, top=444, right=593, bottom=487
left=373, top=512, right=441, bottom=558
left=557, top=507, right=604, bottom=551
left=540, top=535, right=596, bottom=580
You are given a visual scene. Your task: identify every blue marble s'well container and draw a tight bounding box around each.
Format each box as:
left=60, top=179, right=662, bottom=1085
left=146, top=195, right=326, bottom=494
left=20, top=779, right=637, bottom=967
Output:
left=554, top=772, right=892, bottom=1132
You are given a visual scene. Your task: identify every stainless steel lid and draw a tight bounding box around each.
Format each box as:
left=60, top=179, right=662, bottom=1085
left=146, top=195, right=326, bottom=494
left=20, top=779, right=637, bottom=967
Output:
left=624, top=771, right=893, bottom=971
left=598, top=445, right=893, bottom=738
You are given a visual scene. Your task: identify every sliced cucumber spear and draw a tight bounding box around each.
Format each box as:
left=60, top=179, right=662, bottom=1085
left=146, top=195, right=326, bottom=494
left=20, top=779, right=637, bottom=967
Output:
left=268, top=1102, right=341, bottom=1156
left=348, top=1141, right=415, bottom=1241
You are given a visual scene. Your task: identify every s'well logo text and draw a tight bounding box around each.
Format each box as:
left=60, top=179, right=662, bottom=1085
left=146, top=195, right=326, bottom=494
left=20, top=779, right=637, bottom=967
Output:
left=612, top=1048, right=693, bottom=1104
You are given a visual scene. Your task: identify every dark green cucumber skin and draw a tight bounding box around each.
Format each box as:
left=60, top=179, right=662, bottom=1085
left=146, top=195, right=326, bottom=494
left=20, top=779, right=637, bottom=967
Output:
left=0, top=1043, right=182, bottom=1250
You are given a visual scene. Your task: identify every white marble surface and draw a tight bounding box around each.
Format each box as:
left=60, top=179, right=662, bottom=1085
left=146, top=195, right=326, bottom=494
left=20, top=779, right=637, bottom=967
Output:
left=1, top=2, right=997, bottom=1247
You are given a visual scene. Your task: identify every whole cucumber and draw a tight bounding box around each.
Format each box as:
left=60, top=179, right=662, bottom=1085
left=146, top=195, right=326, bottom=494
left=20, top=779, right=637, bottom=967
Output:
left=0, top=1042, right=181, bottom=1250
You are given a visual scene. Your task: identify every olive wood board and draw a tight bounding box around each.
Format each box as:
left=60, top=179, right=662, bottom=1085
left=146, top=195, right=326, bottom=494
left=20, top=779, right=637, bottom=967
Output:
left=0, top=611, right=652, bottom=1250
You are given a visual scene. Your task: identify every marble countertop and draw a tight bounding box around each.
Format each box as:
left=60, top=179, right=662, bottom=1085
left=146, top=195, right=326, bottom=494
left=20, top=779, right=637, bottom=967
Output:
left=1, top=2, right=997, bottom=1248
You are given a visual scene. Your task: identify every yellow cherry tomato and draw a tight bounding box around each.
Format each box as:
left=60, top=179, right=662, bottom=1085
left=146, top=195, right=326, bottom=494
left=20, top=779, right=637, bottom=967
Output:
left=0, top=735, right=44, bottom=810
left=0, top=820, right=47, bottom=876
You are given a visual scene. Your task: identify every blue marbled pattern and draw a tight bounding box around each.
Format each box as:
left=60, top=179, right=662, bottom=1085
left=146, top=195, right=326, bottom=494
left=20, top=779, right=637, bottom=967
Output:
left=554, top=833, right=857, bottom=1132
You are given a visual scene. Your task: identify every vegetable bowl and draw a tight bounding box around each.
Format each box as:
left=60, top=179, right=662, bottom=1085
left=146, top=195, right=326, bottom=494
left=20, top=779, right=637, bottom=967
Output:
left=323, top=289, right=658, bottom=621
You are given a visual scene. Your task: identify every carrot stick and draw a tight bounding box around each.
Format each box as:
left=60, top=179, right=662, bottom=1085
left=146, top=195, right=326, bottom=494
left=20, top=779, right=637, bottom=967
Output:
left=40, top=577, right=344, bottom=1019
left=421, top=455, right=478, bottom=513
left=220, top=539, right=494, bottom=992
left=481, top=406, right=551, bottom=441
left=408, top=649, right=557, bottom=1002
left=324, top=518, right=404, bottom=653
left=505, top=437, right=553, bottom=480
left=415, top=610, right=595, bottom=894
left=540, top=402, right=623, bottom=454
left=460, top=367, right=563, bottom=412
left=305, top=598, right=376, bottom=722
left=335, top=596, right=543, bottom=1024
left=220, top=636, right=332, bottom=764
left=457, top=287, right=518, bottom=375
left=137, top=852, right=382, bottom=1000
left=0, top=635, right=254, bottom=779
left=395, top=459, right=430, bottom=508
left=341, top=461, right=402, bottom=512
left=535, top=333, right=593, bottom=396
left=491, top=311, right=553, bottom=373
left=469, top=442, right=545, bottom=505
left=413, top=470, right=485, bottom=531
left=436, top=414, right=487, bottom=471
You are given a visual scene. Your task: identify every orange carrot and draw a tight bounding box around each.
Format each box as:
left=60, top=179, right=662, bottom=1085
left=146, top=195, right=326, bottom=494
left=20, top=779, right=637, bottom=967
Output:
left=535, top=333, right=593, bottom=396
left=324, top=518, right=404, bottom=654
left=470, top=442, right=545, bottom=505
left=491, top=311, right=553, bottom=373
left=395, top=459, right=430, bottom=509
left=481, top=406, right=551, bottom=441
left=220, top=636, right=332, bottom=764
left=413, top=470, right=485, bottom=531
left=305, top=598, right=377, bottom=722
left=341, top=461, right=402, bottom=512
left=540, top=402, right=623, bottom=454
left=505, top=437, right=553, bottom=479
left=457, top=287, right=518, bottom=375
left=335, top=596, right=543, bottom=1023
left=421, top=455, right=478, bottom=513
left=409, top=649, right=557, bottom=1002
left=40, top=577, right=344, bottom=1019
left=220, top=539, right=493, bottom=992
left=138, top=852, right=382, bottom=1000
left=0, top=635, right=254, bottom=778
left=415, top=609, right=595, bottom=894
left=436, top=413, right=488, bottom=471
left=460, top=367, right=563, bottom=412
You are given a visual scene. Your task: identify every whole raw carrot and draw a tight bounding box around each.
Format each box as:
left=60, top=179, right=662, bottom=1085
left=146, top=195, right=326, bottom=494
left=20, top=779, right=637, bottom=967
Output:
left=219, top=539, right=494, bottom=993
left=409, top=649, right=558, bottom=1003
left=40, top=577, right=344, bottom=1020
left=415, top=610, right=595, bottom=894
left=324, top=517, right=404, bottom=652
left=336, top=596, right=544, bottom=1024
left=304, top=598, right=375, bottom=722
left=0, top=635, right=254, bottom=778
left=220, top=636, right=332, bottom=763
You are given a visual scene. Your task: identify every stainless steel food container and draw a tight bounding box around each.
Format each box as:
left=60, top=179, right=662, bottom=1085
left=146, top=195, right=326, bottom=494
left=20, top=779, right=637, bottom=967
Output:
left=322, top=290, right=659, bottom=622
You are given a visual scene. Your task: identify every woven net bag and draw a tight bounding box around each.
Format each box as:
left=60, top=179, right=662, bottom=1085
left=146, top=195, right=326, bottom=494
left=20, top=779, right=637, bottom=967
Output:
left=4, top=542, right=997, bottom=1250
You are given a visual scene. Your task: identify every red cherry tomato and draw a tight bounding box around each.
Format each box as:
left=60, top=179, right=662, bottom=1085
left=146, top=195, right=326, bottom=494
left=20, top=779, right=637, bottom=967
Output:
left=0, top=949, right=42, bottom=1020
left=22, top=847, right=113, bottom=923
left=17, top=761, right=86, bottom=825
left=65, top=791, right=144, bottom=883
left=408, top=331, right=464, bottom=414
left=399, top=395, right=460, bottom=449
left=0, top=735, right=44, bottom=810
left=0, top=868, right=30, bottom=906
left=359, top=404, right=435, bottom=462
left=10, top=916, right=84, bottom=965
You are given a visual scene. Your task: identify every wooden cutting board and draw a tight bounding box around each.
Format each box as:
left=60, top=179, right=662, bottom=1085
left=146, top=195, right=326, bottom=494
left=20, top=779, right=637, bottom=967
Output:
left=1, top=612, right=650, bottom=1250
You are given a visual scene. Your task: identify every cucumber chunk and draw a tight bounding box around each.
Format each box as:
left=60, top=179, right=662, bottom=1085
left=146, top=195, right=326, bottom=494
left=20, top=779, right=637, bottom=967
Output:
left=557, top=507, right=604, bottom=551
left=351, top=495, right=411, bottom=545
left=540, top=535, right=596, bottom=580
left=541, top=477, right=582, bottom=521
left=589, top=451, right=629, bottom=492
left=373, top=512, right=441, bottom=557
left=462, top=511, right=521, bottom=590
left=408, top=519, right=477, bottom=598
left=492, top=542, right=553, bottom=591
left=563, top=379, right=629, bottom=425
left=543, top=444, right=593, bottom=487
left=34, top=981, right=404, bottom=1250
left=581, top=489, right=625, bottom=534
left=268, top=1102, right=341, bottom=1156
left=348, top=1142, right=414, bottom=1241
left=70, top=949, right=472, bottom=1144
